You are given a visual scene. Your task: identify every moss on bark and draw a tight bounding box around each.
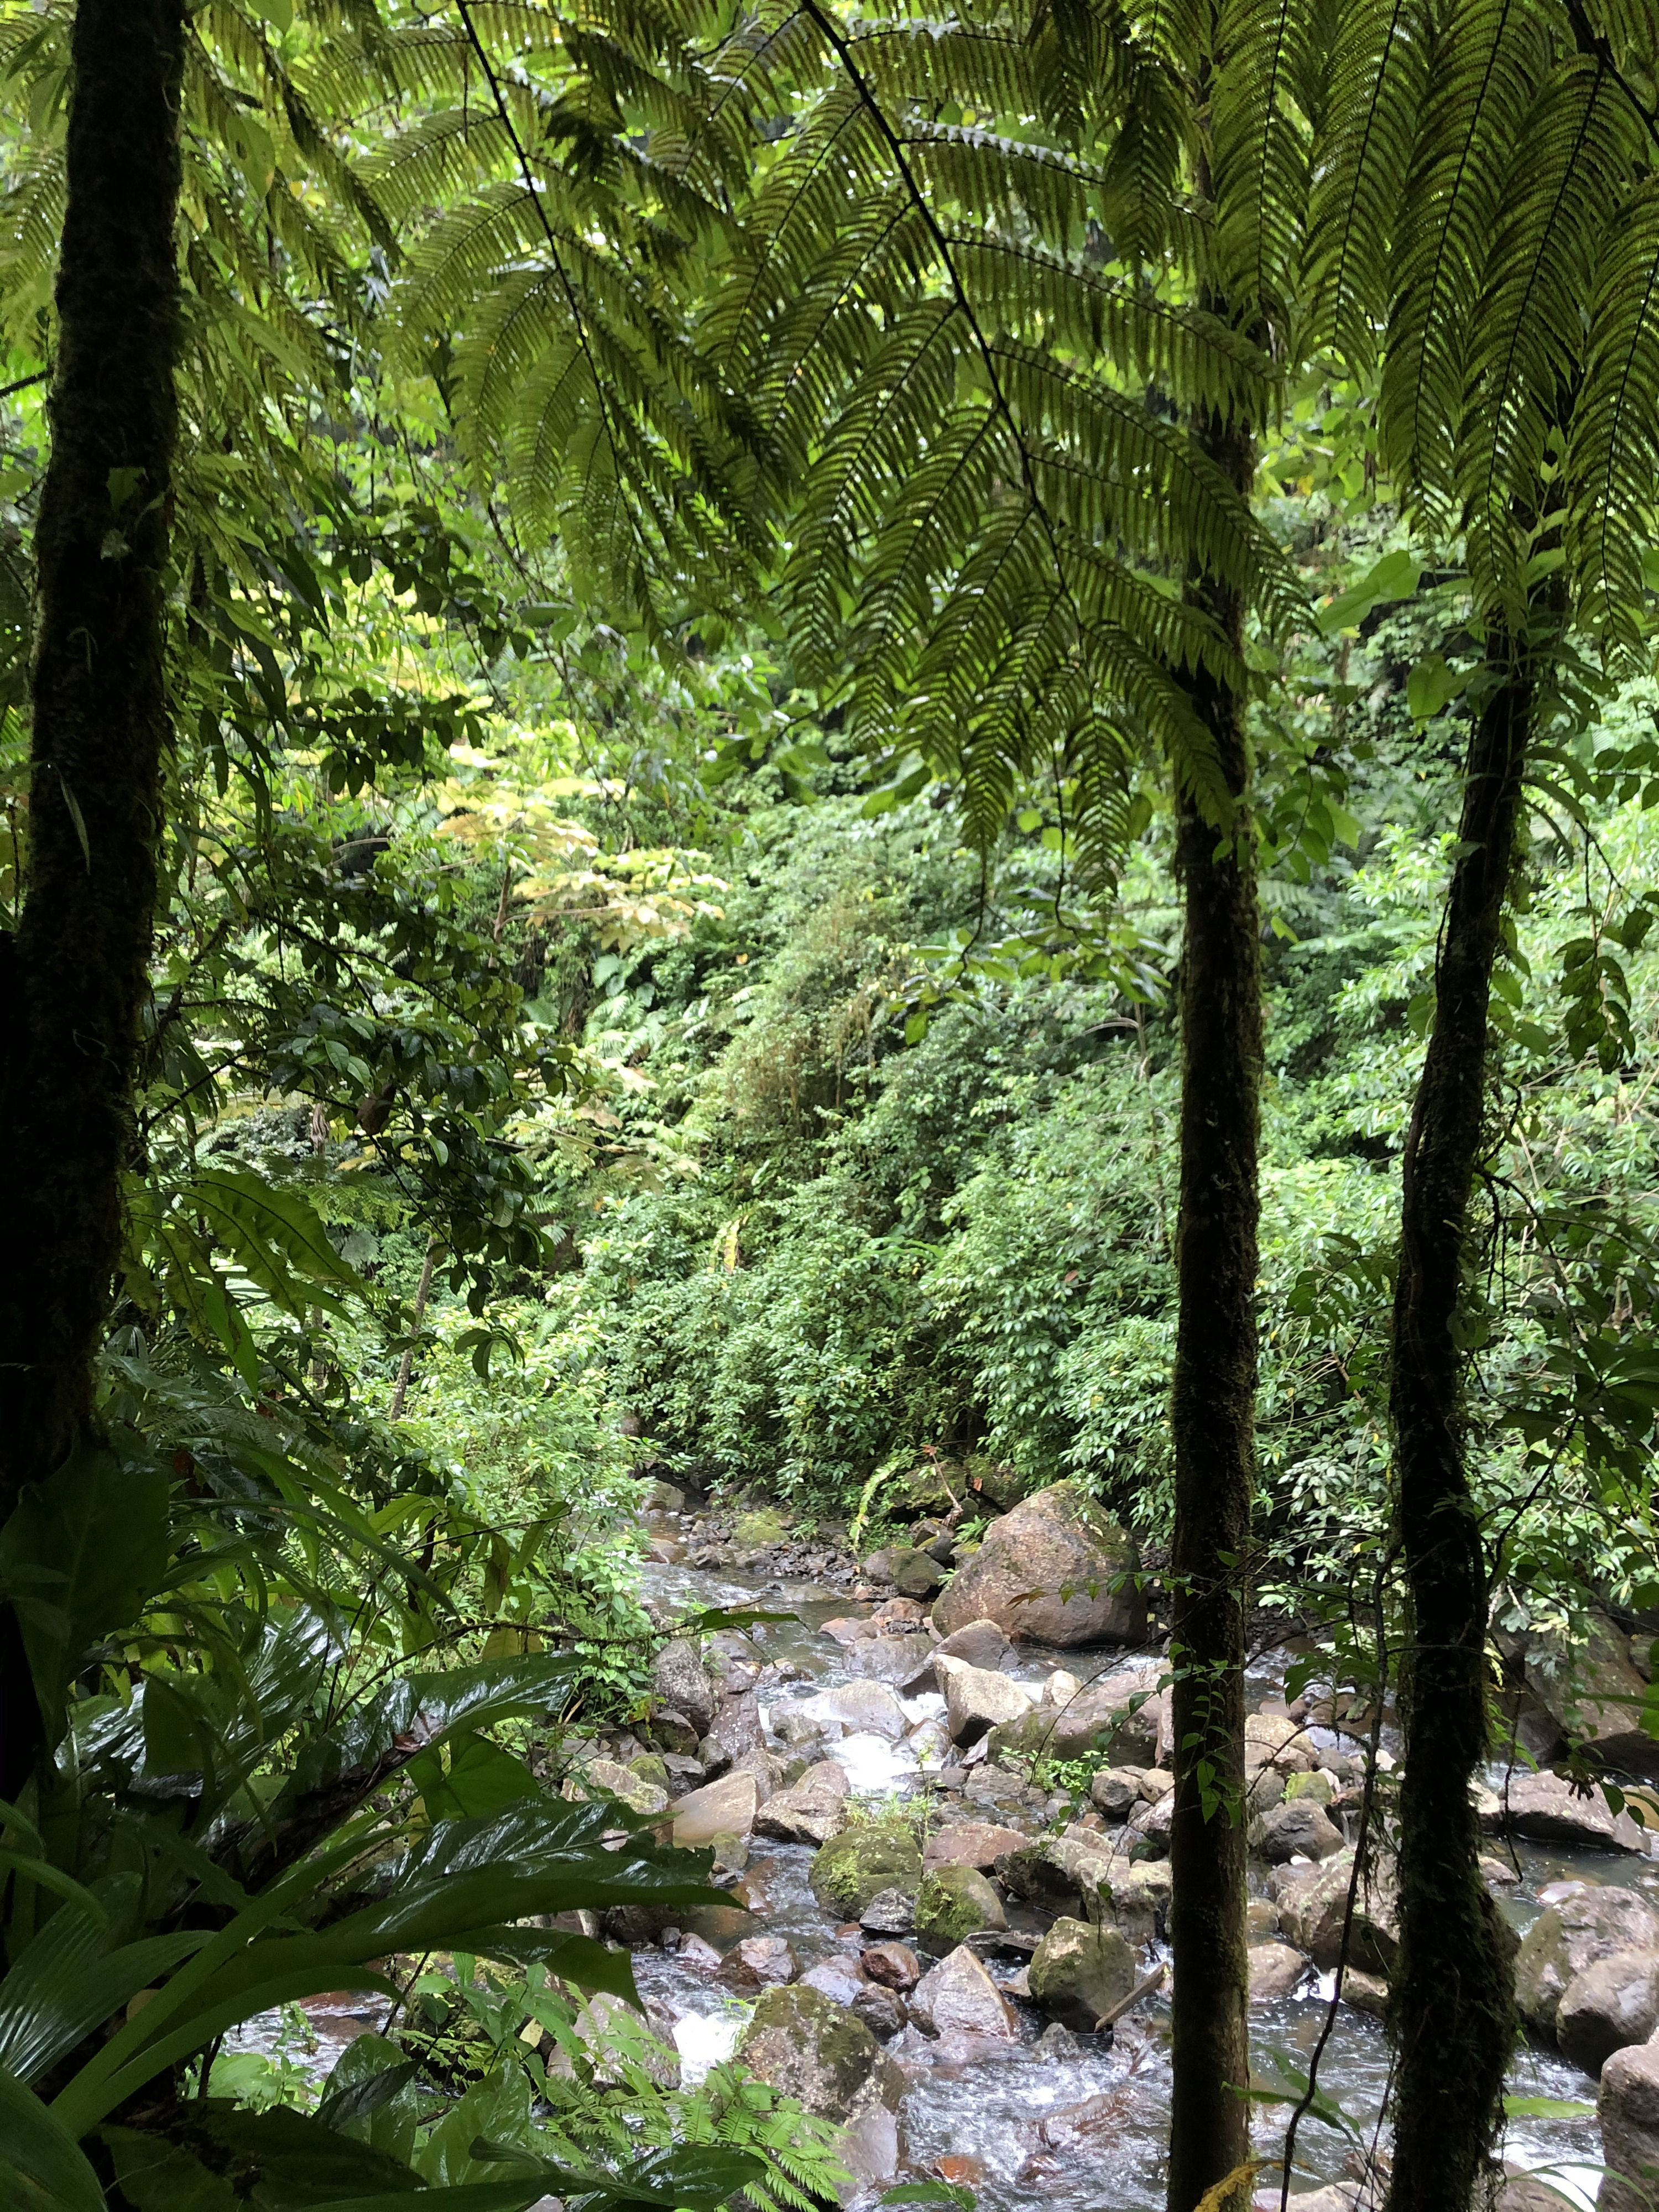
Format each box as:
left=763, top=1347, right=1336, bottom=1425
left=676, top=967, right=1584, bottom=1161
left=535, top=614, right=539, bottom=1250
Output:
left=0, top=0, right=185, bottom=1796
left=1384, top=660, right=1530, bottom=2212
left=1165, top=399, right=1257, bottom=2212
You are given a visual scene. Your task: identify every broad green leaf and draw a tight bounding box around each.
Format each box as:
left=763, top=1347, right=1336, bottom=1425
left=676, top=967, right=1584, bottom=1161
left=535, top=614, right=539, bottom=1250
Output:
left=1316, top=549, right=1421, bottom=633
left=1406, top=653, right=1469, bottom=721
left=0, top=2063, right=106, bottom=2212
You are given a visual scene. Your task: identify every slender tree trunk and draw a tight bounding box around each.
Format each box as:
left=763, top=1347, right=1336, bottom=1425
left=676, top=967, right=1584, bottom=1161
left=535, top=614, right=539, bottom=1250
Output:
left=1384, top=656, right=1530, bottom=2212
left=1166, top=401, right=1259, bottom=2212
left=0, top=0, right=186, bottom=1796
left=389, top=1236, right=441, bottom=1421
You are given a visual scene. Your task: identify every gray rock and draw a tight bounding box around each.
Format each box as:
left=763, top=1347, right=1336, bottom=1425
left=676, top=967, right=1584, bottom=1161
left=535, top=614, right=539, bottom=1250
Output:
left=1507, top=1613, right=1659, bottom=1784
left=859, top=1887, right=918, bottom=1936
left=1033, top=2020, right=1088, bottom=2062
left=932, top=1618, right=1014, bottom=1672
left=810, top=1820, right=924, bottom=1920
left=908, top=1943, right=1020, bottom=2038
left=1029, top=1917, right=1137, bottom=2031
left=1089, top=1767, right=1146, bottom=1820
left=855, top=1633, right=940, bottom=1694
left=737, top=1984, right=906, bottom=2122
left=754, top=1758, right=851, bottom=1846
left=1340, top=1969, right=1389, bottom=2018
left=863, top=1546, right=945, bottom=1598
left=923, top=1820, right=1030, bottom=1871
left=1250, top=1798, right=1347, bottom=1865
left=791, top=1679, right=910, bottom=1742
left=669, top=1769, right=760, bottom=1848
left=914, top=1864, right=1006, bottom=1949
left=931, top=1482, right=1146, bottom=1647
left=1598, top=2038, right=1659, bottom=2212
left=851, top=1981, right=907, bottom=2039
left=567, top=1756, right=669, bottom=1817
left=1498, top=1771, right=1653, bottom=1854
left=1248, top=1942, right=1309, bottom=2002
left=1515, top=1889, right=1659, bottom=2037
left=1557, top=1948, right=1659, bottom=2075
left=717, top=1934, right=799, bottom=1991
left=997, top=1833, right=1117, bottom=1920
left=935, top=1656, right=1036, bottom=1745
left=1272, top=1849, right=1400, bottom=1975
left=652, top=1637, right=718, bottom=1738
left=800, top=1956, right=863, bottom=2006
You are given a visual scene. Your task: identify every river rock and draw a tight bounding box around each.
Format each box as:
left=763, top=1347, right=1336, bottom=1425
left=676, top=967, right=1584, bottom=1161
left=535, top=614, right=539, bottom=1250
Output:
left=931, top=1482, right=1146, bottom=1647
left=859, top=1887, right=917, bottom=1936
left=1248, top=1942, right=1309, bottom=2003
left=856, top=1634, right=940, bottom=1694
left=862, top=1943, right=921, bottom=1992
left=1249, top=1798, right=1346, bottom=1864
left=1515, top=1889, right=1659, bottom=2036
left=1340, top=1969, right=1389, bottom=2018
left=908, top=1943, right=1020, bottom=2038
left=718, top=1934, right=799, bottom=1991
left=997, top=1834, right=1115, bottom=1920
left=652, top=1638, right=718, bottom=1738
left=800, top=1956, right=863, bottom=2006
left=863, top=1546, right=945, bottom=1598
left=924, top=1821, right=1029, bottom=1871
left=1272, top=1849, right=1400, bottom=1975
left=570, top=1757, right=670, bottom=1817
left=1089, top=1768, right=1146, bottom=1820
left=989, top=1678, right=1160, bottom=1768
left=914, top=1865, right=1006, bottom=1949
left=1244, top=1712, right=1316, bottom=1775
left=823, top=1616, right=875, bottom=1648
left=1093, top=1860, right=1172, bottom=1944
left=1498, top=1771, right=1654, bottom=1854
left=1508, top=1613, right=1659, bottom=1784
left=933, top=1619, right=1014, bottom=1672
left=851, top=1982, right=907, bottom=2039
left=1125, top=1792, right=1175, bottom=1858
left=791, top=1680, right=910, bottom=1742
left=810, top=1821, right=924, bottom=1920
left=1598, top=2038, right=1659, bottom=2212
left=1557, top=1949, right=1659, bottom=2074
left=737, top=1984, right=907, bottom=2123
left=701, top=1689, right=765, bottom=1770
left=935, top=1656, right=1036, bottom=1745
left=669, top=1770, right=760, bottom=1848
left=755, top=1759, right=851, bottom=1845
left=1029, top=1917, right=1136, bottom=2032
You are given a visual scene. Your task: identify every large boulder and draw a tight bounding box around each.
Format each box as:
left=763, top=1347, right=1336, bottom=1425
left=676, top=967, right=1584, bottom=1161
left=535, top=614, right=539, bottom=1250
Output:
left=669, top=1770, right=759, bottom=1848
left=932, top=1483, right=1146, bottom=1647
left=863, top=1546, right=945, bottom=1599
left=1508, top=1614, right=1659, bottom=1783
left=737, top=1984, right=906, bottom=2123
left=1249, top=1798, right=1345, bottom=1865
left=997, top=1834, right=1116, bottom=1921
left=934, top=1656, right=1036, bottom=1745
left=701, top=1688, right=765, bottom=1769
left=1091, top=1860, right=1172, bottom=1945
left=1498, top=1771, right=1654, bottom=1854
left=988, top=1668, right=1161, bottom=1767
left=789, top=1681, right=910, bottom=1743
left=1272, top=1850, right=1399, bottom=1976
left=1599, top=2039, right=1659, bottom=2212
left=718, top=1934, right=799, bottom=1991
left=568, top=1757, right=669, bottom=1818
left=907, top=1943, right=1020, bottom=2038
left=1515, top=1889, right=1659, bottom=2036
left=914, top=1865, right=1006, bottom=1949
left=755, top=1759, right=851, bottom=1846
left=651, top=1638, right=718, bottom=1738
left=1028, top=1917, right=1136, bottom=2032
left=924, top=1821, right=1030, bottom=1871
left=810, top=1821, right=924, bottom=1921
left=1248, top=1942, right=1309, bottom=2004
left=854, top=1635, right=940, bottom=1695
left=1557, top=1949, right=1659, bottom=2075
left=933, top=1619, right=1014, bottom=1672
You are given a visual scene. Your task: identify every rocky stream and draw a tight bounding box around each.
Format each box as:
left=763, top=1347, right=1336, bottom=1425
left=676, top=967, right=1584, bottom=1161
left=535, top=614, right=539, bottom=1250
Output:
left=237, top=1479, right=1659, bottom=2211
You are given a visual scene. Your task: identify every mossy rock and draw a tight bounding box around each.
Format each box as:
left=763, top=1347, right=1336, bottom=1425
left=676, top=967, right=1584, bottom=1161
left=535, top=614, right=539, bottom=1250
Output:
left=808, top=1820, right=922, bottom=1921
left=1284, top=1770, right=1333, bottom=1806
left=629, top=1752, right=671, bottom=1792
left=736, top=1984, right=904, bottom=2121
left=914, top=1864, right=1006, bottom=1950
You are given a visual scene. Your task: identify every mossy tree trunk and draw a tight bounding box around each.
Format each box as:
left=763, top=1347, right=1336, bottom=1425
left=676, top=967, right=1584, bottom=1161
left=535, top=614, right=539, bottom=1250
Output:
left=1384, top=655, right=1531, bottom=2212
left=1165, top=399, right=1258, bottom=2212
left=0, top=0, right=185, bottom=1797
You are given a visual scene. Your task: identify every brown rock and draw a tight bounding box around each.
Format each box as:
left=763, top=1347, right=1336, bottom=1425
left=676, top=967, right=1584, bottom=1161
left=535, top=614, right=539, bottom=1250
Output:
left=670, top=1770, right=760, bottom=1848
left=1248, top=1942, right=1308, bottom=2003
left=935, top=1656, right=1036, bottom=1745
left=755, top=1759, right=851, bottom=1846
left=924, top=1822, right=1030, bottom=1872
left=718, top=1934, right=799, bottom=1991
left=933, top=1619, right=1014, bottom=1672
left=1515, top=1889, right=1659, bottom=2036
left=1499, top=1771, right=1653, bottom=1854
left=677, top=1932, right=723, bottom=1973
left=931, top=1483, right=1145, bottom=1647
left=862, top=1942, right=921, bottom=1991
left=1598, top=2038, right=1659, bottom=2212
left=908, top=1943, right=1020, bottom=2038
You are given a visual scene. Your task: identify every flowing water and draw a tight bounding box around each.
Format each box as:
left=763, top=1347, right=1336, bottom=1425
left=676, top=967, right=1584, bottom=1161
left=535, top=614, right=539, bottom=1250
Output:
left=231, top=1498, right=1659, bottom=2208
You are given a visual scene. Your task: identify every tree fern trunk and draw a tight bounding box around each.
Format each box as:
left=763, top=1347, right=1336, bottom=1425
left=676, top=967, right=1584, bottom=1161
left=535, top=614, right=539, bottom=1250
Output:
left=1166, top=399, right=1258, bottom=2212
left=0, top=0, right=185, bottom=1795
left=1384, top=659, right=1528, bottom=2212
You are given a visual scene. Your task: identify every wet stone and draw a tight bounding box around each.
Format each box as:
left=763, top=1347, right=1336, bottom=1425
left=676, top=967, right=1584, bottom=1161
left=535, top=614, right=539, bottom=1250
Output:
left=718, top=1934, right=799, bottom=1991
left=861, top=1942, right=921, bottom=1992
